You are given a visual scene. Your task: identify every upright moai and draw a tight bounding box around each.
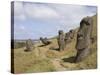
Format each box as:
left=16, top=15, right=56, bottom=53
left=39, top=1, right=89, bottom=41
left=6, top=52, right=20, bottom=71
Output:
left=74, top=16, right=93, bottom=62
left=40, top=37, right=51, bottom=45
left=25, top=39, right=35, bottom=51
left=69, top=29, right=75, bottom=39
left=65, top=29, right=75, bottom=46
left=65, top=32, right=71, bottom=46
left=58, top=30, right=65, bottom=51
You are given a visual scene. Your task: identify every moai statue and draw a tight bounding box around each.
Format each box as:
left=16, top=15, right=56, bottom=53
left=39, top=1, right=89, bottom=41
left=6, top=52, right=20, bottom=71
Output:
left=40, top=37, right=51, bottom=45
left=25, top=39, right=35, bottom=51
left=69, top=29, right=74, bottom=39
left=65, top=29, right=75, bottom=46
left=74, top=16, right=93, bottom=62
left=58, top=30, right=65, bottom=51
left=65, top=32, right=71, bottom=46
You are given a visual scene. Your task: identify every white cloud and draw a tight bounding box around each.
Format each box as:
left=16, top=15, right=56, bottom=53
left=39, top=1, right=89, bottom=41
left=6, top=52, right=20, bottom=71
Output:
left=24, top=3, right=60, bottom=19
left=14, top=2, right=61, bottom=20
left=14, top=1, right=26, bottom=21
left=14, top=24, right=26, bottom=35
left=48, top=4, right=97, bottom=31
left=14, top=1, right=97, bottom=22
left=14, top=2, right=23, bottom=15
left=20, top=25, right=25, bottom=30
left=15, top=14, right=26, bottom=21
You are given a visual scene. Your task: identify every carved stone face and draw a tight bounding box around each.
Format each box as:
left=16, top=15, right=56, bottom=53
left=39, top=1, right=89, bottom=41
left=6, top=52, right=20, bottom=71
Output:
left=26, top=39, right=34, bottom=51
left=65, top=33, right=69, bottom=40
left=69, top=29, right=74, bottom=33
left=80, top=17, right=92, bottom=26
left=58, top=30, right=65, bottom=51
left=59, top=30, right=63, bottom=34
left=76, top=17, right=92, bottom=50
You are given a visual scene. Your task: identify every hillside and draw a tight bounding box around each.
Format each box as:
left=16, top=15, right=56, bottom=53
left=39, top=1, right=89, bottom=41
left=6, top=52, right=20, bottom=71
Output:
left=12, top=14, right=97, bottom=73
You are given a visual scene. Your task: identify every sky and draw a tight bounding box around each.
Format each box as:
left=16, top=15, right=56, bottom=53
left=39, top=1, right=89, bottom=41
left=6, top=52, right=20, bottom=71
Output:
left=12, top=1, right=97, bottom=40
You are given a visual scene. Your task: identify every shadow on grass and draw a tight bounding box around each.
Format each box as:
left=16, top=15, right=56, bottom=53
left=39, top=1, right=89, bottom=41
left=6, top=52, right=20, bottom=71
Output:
left=62, top=56, right=76, bottom=63
left=24, top=49, right=32, bottom=52
left=38, top=44, right=47, bottom=47
left=49, top=47, right=59, bottom=51
left=38, top=42, right=51, bottom=47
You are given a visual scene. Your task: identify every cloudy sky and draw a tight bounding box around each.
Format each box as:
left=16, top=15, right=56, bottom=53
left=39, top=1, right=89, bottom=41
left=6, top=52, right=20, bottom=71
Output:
left=12, top=1, right=97, bottom=40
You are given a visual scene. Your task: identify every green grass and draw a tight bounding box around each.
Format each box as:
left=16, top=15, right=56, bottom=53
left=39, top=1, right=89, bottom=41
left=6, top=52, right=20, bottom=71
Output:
left=14, top=47, right=56, bottom=73
left=13, top=42, right=26, bottom=49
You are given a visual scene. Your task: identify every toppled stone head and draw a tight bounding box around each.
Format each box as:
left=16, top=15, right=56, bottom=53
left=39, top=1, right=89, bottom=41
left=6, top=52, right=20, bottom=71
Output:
left=40, top=37, right=51, bottom=45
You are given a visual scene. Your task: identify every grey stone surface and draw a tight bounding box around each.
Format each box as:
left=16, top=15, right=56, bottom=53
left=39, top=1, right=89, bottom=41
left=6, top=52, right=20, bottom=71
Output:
left=65, top=29, right=75, bottom=46
left=65, top=32, right=71, bottom=46
left=25, top=39, right=34, bottom=51
left=40, top=37, right=51, bottom=45
left=69, top=29, right=75, bottom=39
left=58, top=30, right=65, bottom=51
left=75, top=16, right=93, bottom=62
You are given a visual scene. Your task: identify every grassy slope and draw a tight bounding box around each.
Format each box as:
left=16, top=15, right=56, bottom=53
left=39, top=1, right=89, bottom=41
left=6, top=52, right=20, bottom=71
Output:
left=13, top=15, right=97, bottom=73
left=61, top=14, right=97, bottom=70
